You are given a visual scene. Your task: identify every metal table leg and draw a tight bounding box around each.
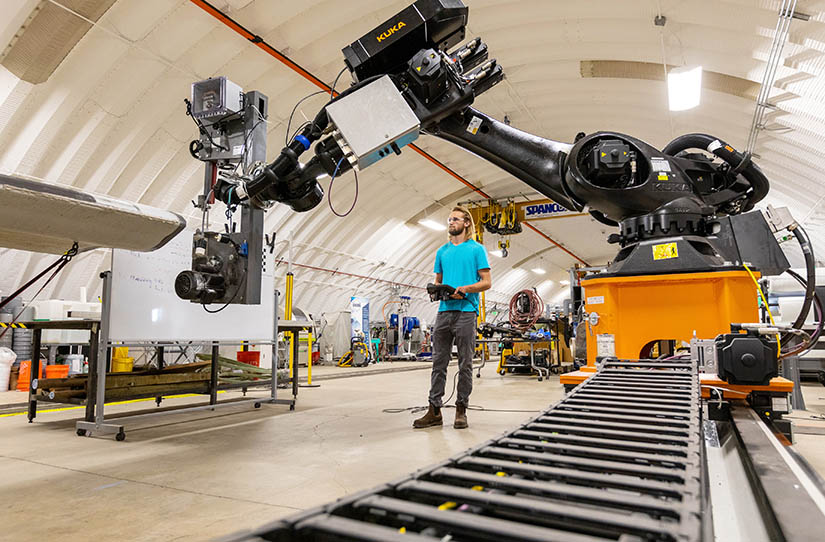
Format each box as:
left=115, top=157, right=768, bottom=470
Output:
left=209, top=342, right=219, bottom=405
left=272, top=291, right=279, bottom=402
left=27, top=328, right=42, bottom=422
left=155, top=345, right=165, bottom=406
left=76, top=271, right=124, bottom=439
left=292, top=331, right=299, bottom=400
left=258, top=290, right=294, bottom=410
left=475, top=339, right=486, bottom=378
left=84, top=323, right=99, bottom=422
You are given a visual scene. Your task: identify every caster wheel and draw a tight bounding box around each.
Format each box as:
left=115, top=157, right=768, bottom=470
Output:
left=538, top=377, right=543, bottom=382
left=476, top=373, right=481, bottom=378
left=76, top=429, right=87, bottom=437
left=499, top=369, right=506, bottom=376
left=254, top=402, right=261, bottom=409
left=115, top=431, right=126, bottom=442
left=289, top=404, right=295, bottom=411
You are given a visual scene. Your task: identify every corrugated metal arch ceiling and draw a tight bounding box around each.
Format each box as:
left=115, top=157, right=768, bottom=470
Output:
left=0, top=0, right=823, bottom=323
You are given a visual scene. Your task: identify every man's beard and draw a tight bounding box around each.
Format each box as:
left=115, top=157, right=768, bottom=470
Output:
left=449, top=225, right=467, bottom=237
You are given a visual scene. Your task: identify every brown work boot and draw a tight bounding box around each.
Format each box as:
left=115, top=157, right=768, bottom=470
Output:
left=454, top=404, right=468, bottom=429
left=413, top=404, right=442, bottom=428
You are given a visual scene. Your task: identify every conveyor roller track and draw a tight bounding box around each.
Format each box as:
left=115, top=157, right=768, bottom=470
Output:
left=229, top=358, right=703, bottom=542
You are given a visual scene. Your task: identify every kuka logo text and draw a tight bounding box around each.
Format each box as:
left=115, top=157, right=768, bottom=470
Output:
left=377, top=21, right=406, bottom=42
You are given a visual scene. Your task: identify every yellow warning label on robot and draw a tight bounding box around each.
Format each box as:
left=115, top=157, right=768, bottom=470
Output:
left=653, top=242, right=679, bottom=260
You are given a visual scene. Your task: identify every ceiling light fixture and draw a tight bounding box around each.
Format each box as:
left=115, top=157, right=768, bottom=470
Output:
left=489, top=249, right=504, bottom=258
left=418, top=218, right=446, bottom=231
left=531, top=268, right=546, bottom=274
left=560, top=279, right=570, bottom=286
left=668, top=66, right=702, bottom=111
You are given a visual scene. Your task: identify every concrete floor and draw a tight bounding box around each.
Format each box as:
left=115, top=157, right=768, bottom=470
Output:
left=1, top=364, right=824, bottom=541
left=0, top=362, right=560, bottom=541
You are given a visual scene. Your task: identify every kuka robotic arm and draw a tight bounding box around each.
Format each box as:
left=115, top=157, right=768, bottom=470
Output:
left=434, top=107, right=770, bottom=237
left=216, top=0, right=770, bottom=248
left=190, top=0, right=817, bottom=349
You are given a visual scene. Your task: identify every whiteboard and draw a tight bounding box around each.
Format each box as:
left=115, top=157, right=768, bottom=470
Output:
left=109, top=230, right=274, bottom=342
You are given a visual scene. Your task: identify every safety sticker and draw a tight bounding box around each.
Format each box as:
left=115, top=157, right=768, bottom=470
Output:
left=653, top=242, right=679, bottom=260
left=596, top=334, right=615, bottom=357
left=707, top=139, right=723, bottom=152
left=586, top=295, right=604, bottom=305
left=466, top=116, right=483, bottom=135
left=651, top=158, right=671, bottom=172
left=232, top=144, right=245, bottom=156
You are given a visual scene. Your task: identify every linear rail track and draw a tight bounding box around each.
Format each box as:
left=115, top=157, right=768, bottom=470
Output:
left=230, top=359, right=703, bottom=542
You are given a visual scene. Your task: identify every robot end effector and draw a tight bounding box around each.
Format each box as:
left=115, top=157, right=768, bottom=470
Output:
left=212, top=0, right=503, bottom=212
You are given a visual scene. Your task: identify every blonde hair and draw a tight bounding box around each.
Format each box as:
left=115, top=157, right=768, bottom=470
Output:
left=450, top=206, right=476, bottom=242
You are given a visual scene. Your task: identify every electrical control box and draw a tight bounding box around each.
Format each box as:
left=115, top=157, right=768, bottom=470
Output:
left=191, top=76, right=243, bottom=119
left=325, top=75, right=420, bottom=170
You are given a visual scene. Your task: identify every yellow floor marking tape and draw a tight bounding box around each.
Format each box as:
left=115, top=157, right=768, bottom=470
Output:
left=0, top=391, right=228, bottom=418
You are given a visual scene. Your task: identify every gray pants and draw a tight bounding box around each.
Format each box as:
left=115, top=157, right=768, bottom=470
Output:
left=428, top=311, right=476, bottom=408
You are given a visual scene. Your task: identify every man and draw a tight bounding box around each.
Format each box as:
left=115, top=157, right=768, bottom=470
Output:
left=414, top=206, right=491, bottom=429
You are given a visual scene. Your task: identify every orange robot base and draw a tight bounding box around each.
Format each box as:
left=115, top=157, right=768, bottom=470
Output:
left=560, top=270, right=793, bottom=397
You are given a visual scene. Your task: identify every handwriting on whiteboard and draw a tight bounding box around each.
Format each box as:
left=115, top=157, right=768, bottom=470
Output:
left=128, top=275, right=169, bottom=294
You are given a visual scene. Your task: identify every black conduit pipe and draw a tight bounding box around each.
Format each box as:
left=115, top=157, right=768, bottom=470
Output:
left=790, top=225, right=817, bottom=331
left=662, top=133, right=770, bottom=211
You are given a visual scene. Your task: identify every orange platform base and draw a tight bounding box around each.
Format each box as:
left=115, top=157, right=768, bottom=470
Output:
left=559, top=369, right=792, bottom=399
left=581, top=270, right=759, bottom=366
left=698, top=374, right=793, bottom=399
left=559, top=369, right=595, bottom=387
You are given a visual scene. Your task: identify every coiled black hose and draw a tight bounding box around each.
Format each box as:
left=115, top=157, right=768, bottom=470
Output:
left=790, top=225, right=816, bottom=330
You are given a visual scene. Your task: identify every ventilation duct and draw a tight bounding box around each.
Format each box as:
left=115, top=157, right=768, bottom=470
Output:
left=580, top=60, right=763, bottom=101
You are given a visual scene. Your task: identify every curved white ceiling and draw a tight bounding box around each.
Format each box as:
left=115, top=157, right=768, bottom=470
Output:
left=0, top=0, right=823, bottom=323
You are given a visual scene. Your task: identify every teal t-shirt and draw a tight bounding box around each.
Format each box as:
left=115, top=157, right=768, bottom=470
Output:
left=433, top=239, right=490, bottom=313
